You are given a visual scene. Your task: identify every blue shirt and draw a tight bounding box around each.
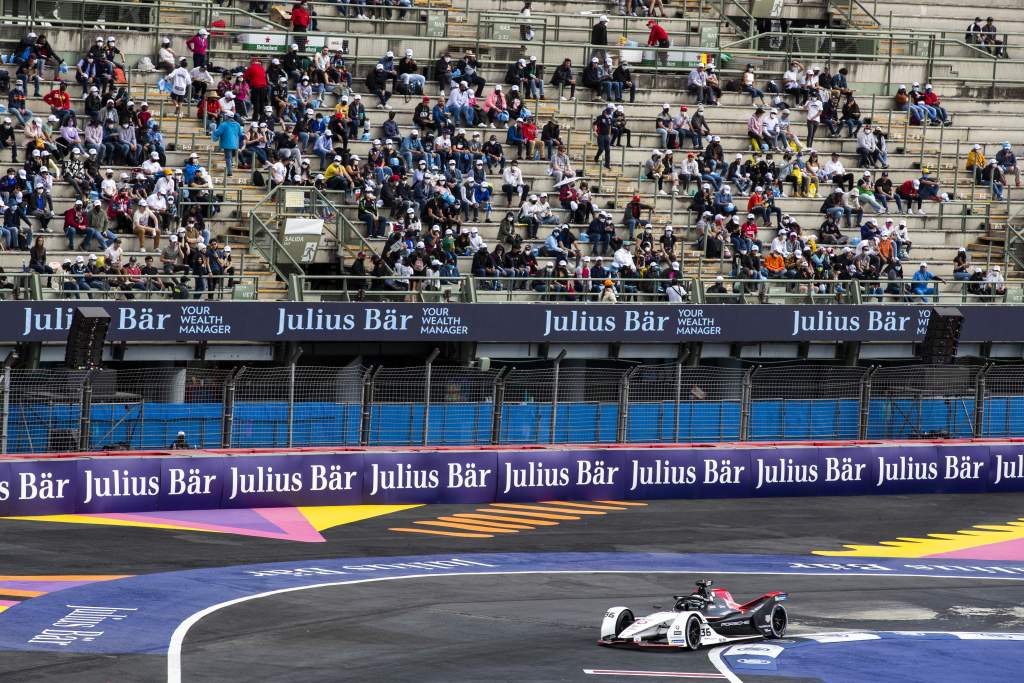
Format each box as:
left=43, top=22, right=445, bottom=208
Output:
left=911, top=270, right=935, bottom=294
left=212, top=119, right=242, bottom=150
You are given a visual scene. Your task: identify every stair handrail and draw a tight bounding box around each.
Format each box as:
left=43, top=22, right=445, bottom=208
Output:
left=825, top=0, right=880, bottom=31
left=715, top=0, right=757, bottom=39
left=249, top=194, right=305, bottom=282
left=1002, top=203, right=1024, bottom=274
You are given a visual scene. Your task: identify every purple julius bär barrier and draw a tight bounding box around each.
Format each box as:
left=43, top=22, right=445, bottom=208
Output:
left=0, top=443, right=1023, bottom=515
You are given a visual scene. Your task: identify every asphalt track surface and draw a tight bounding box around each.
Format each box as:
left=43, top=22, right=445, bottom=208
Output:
left=3, top=493, right=1024, bottom=682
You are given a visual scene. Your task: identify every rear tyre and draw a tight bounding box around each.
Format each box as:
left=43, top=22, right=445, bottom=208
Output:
left=614, top=608, right=634, bottom=637
left=684, top=614, right=702, bottom=650
left=766, top=604, right=787, bottom=638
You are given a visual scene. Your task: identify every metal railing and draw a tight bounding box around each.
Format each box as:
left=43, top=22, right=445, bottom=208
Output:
left=9, top=271, right=1022, bottom=304
left=39, top=273, right=260, bottom=300
left=294, top=274, right=474, bottom=302
left=5, top=361, right=1024, bottom=453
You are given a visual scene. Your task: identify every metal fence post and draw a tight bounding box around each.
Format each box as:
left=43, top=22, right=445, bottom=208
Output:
left=859, top=366, right=877, bottom=440
left=422, top=348, right=440, bottom=447
left=550, top=349, right=567, bottom=444
left=974, top=364, right=992, bottom=438
left=359, top=366, right=378, bottom=447
left=78, top=372, right=94, bottom=452
left=0, top=366, right=9, bottom=454
left=490, top=367, right=507, bottom=446
left=285, top=348, right=303, bottom=448
left=739, top=367, right=755, bottom=441
left=616, top=368, right=637, bottom=444
left=286, top=362, right=296, bottom=448
left=221, top=368, right=238, bottom=448
left=673, top=361, right=683, bottom=443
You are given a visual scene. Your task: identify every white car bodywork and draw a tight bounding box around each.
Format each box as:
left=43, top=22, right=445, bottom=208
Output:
left=601, top=606, right=764, bottom=649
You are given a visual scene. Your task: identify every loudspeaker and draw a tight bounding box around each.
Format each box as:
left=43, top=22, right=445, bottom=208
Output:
left=921, top=306, right=964, bottom=364
left=64, top=307, right=111, bottom=369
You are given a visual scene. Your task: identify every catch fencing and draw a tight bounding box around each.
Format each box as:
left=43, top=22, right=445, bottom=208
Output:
left=1, top=363, right=1023, bottom=453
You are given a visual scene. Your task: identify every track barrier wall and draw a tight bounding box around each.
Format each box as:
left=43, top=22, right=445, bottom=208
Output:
left=1, top=442, right=1024, bottom=515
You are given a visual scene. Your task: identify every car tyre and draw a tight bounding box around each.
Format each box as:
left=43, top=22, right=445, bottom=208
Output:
left=766, top=604, right=787, bottom=639
left=684, top=614, right=702, bottom=650
left=614, top=608, right=634, bottom=637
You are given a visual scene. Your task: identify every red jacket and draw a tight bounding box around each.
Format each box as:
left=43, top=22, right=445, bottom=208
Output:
left=243, top=61, right=268, bottom=88
left=746, top=193, right=763, bottom=213
left=647, top=23, right=669, bottom=45
left=43, top=89, right=70, bottom=110
left=898, top=179, right=918, bottom=197
left=921, top=91, right=940, bottom=106
left=291, top=4, right=310, bottom=29
left=63, top=207, right=87, bottom=231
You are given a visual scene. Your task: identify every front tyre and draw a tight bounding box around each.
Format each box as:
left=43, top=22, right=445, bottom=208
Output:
left=684, top=614, right=703, bottom=650
left=766, top=604, right=787, bottom=638
left=614, top=609, right=634, bottom=637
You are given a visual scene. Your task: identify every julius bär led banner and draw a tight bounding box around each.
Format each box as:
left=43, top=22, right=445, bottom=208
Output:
left=2, top=443, right=1024, bottom=515
left=5, top=301, right=1024, bottom=343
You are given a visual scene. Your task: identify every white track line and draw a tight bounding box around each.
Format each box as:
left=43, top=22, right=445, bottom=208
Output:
left=584, top=669, right=727, bottom=679
left=707, top=646, right=744, bottom=683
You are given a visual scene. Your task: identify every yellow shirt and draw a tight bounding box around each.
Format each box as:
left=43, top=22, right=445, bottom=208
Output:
left=324, top=162, right=344, bottom=181
left=967, top=149, right=985, bottom=170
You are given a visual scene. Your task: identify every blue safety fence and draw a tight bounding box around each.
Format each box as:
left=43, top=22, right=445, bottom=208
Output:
left=5, top=397, right=1022, bottom=453
left=3, top=364, right=1021, bottom=453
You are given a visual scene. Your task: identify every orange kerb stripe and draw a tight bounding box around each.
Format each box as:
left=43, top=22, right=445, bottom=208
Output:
left=0, top=575, right=130, bottom=581
left=415, top=520, right=519, bottom=534
left=547, top=501, right=629, bottom=510
left=389, top=527, right=493, bottom=538
left=595, top=500, right=649, bottom=506
left=437, top=516, right=533, bottom=530
left=0, top=589, right=45, bottom=598
left=456, top=513, right=556, bottom=527
left=492, top=503, right=606, bottom=515
left=474, top=508, right=581, bottom=520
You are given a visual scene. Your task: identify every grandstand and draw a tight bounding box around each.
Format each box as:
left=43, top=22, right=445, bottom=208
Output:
left=0, top=0, right=1020, bottom=308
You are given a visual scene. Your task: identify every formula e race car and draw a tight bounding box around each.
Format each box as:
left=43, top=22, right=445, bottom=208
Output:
left=598, top=579, right=788, bottom=650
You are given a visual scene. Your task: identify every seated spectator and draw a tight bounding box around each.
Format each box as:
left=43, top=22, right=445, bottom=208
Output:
left=967, top=143, right=986, bottom=182
left=984, top=264, right=1007, bottom=296
left=550, top=58, right=576, bottom=101
left=952, top=247, right=971, bottom=281
left=981, top=17, right=1008, bottom=58
left=996, top=142, right=1022, bottom=188
left=740, top=64, right=765, bottom=105
left=910, top=261, right=941, bottom=302
left=686, top=63, right=715, bottom=105
left=980, top=159, right=1006, bottom=200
